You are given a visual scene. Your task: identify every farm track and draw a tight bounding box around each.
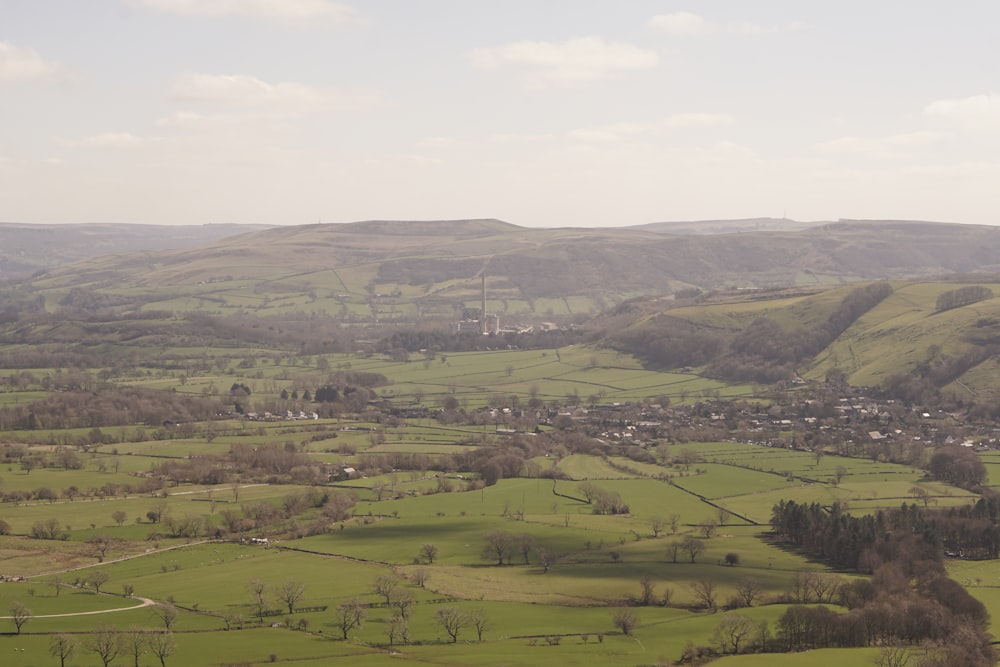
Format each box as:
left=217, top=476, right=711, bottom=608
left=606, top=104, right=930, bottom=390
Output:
left=0, top=593, right=156, bottom=619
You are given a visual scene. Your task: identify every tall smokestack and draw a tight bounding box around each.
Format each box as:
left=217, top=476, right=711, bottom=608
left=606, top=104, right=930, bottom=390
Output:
left=481, top=273, right=487, bottom=334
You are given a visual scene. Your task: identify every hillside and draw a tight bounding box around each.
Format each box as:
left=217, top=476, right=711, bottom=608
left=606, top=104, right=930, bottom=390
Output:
left=601, top=278, right=1000, bottom=409
left=0, top=222, right=271, bottom=281
left=15, top=219, right=1000, bottom=325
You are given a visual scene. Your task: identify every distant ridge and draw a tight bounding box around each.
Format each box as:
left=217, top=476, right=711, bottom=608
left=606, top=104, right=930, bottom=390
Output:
left=630, top=217, right=825, bottom=235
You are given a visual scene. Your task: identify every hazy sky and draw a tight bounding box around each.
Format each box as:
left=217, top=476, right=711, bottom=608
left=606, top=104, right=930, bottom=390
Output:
left=2, top=1, right=999, bottom=227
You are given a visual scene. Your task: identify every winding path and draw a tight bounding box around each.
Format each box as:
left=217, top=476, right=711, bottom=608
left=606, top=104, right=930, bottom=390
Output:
left=0, top=595, right=157, bottom=619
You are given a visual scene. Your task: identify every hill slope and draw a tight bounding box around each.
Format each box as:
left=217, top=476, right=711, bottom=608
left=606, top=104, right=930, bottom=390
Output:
left=18, top=219, right=1000, bottom=323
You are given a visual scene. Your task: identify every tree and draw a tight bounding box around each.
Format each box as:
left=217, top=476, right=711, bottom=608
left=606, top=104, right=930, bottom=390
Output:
left=690, top=578, right=718, bottom=611
left=666, top=540, right=682, bottom=563
left=247, top=578, right=268, bottom=621
left=535, top=545, right=555, bottom=573
left=469, top=607, right=490, bottom=641
left=700, top=518, right=718, bottom=538
left=89, top=533, right=118, bottom=562
left=389, top=588, right=415, bottom=619
left=482, top=529, right=513, bottom=566
left=146, top=631, right=176, bottom=667
left=874, top=645, right=912, bottom=667
left=681, top=536, right=704, bottom=563
left=335, top=598, right=366, bottom=640
left=124, top=626, right=147, bottom=667
left=412, top=568, right=430, bottom=588
left=49, top=633, right=77, bottom=667
left=88, top=623, right=122, bottom=667
left=638, top=575, right=656, bottom=606
left=650, top=516, right=667, bottom=537
left=89, top=570, right=111, bottom=593
left=112, top=510, right=128, bottom=527
left=387, top=613, right=409, bottom=645
left=420, top=543, right=439, bottom=564
left=712, top=612, right=755, bottom=654
left=373, top=574, right=400, bottom=606
left=736, top=576, right=762, bottom=607
left=724, top=552, right=740, bottom=566
left=10, top=600, right=32, bottom=634
left=152, top=602, right=178, bottom=630
left=276, top=578, right=306, bottom=614
left=611, top=607, right=638, bottom=635
left=437, top=605, right=468, bottom=643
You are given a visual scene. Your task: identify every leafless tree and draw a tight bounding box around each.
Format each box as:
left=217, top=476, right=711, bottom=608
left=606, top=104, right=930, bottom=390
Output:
left=247, top=578, right=268, bottom=621
left=10, top=601, right=32, bottom=634
left=437, top=605, right=468, bottom=643
left=611, top=607, right=639, bottom=635
left=412, top=568, right=430, bottom=588
left=736, top=576, right=762, bottom=607
left=89, top=570, right=111, bottom=593
left=50, top=633, right=77, bottom=667
left=420, top=543, right=438, bottom=564
left=152, top=602, right=178, bottom=630
left=389, top=588, right=415, bottom=619
left=690, top=578, right=718, bottom=611
left=335, top=598, right=366, bottom=640
left=87, top=623, right=122, bottom=667
left=387, top=613, right=409, bottom=645
left=469, top=608, right=491, bottom=641
left=712, top=612, right=755, bottom=654
left=276, top=578, right=306, bottom=614
left=481, top=529, right=513, bottom=565
left=638, top=576, right=656, bottom=606
left=681, top=536, right=704, bottom=563
left=124, top=626, right=147, bottom=667
left=650, top=516, right=667, bottom=537
left=373, top=574, right=401, bottom=606
left=147, top=631, right=176, bottom=667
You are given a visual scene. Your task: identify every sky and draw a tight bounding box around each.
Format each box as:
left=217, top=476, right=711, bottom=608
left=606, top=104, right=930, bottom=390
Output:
left=1, top=0, right=999, bottom=228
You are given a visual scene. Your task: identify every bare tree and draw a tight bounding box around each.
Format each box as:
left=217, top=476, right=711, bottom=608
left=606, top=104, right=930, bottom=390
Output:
left=387, top=613, right=409, bottom=645
left=89, top=534, right=118, bottom=562
left=49, top=633, right=77, bottom=667
left=681, top=536, right=704, bottom=563
left=874, top=645, right=912, bottom=667
left=10, top=601, right=32, bottom=634
left=412, top=568, right=430, bottom=588
left=124, top=626, right=147, bottom=667
left=147, top=631, right=176, bottom=667
left=700, top=518, right=718, bottom=538
left=335, top=598, right=366, bottom=640
left=247, top=578, right=268, bottom=621
left=736, top=577, right=762, bottom=607
left=536, top=545, right=555, bottom=573
left=638, top=576, right=656, bottom=606
left=717, top=507, right=732, bottom=526
left=690, top=578, right=718, bottom=611
left=88, top=623, right=122, bottom=667
left=469, top=607, right=491, bottom=641
left=611, top=607, right=639, bottom=635
left=650, top=516, right=667, bottom=538
left=112, top=510, right=128, bottom=527
left=152, top=602, right=178, bottom=630
left=669, top=513, right=681, bottom=534
left=389, top=588, right=415, bottom=619
left=666, top=540, right=682, bottom=563
left=420, top=543, right=438, bottom=564
left=437, top=605, right=468, bottom=643
left=481, top=530, right=513, bottom=566
left=373, top=574, right=401, bottom=606
left=712, top=612, right=755, bottom=654
left=89, top=570, right=111, bottom=593
left=276, top=578, right=306, bottom=614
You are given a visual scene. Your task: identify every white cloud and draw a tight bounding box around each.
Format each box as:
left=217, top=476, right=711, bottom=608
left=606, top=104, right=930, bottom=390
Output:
left=0, top=41, right=69, bottom=82
left=570, top=113, right=734, bottom=142
left=815, top=131, right=949, bottom=158
left=470, top=36, right=658, bottom=86
left=128, top=0, right=356, bottom=23
left=924, top=94, right=1000, bottom=132
left=63, top=132, right=148, bottom=150
left=648, top=12, right=713, bottom=36
left=170, top=73, right=377, bottom=112
left=648, top=13, right=807, bottom=37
